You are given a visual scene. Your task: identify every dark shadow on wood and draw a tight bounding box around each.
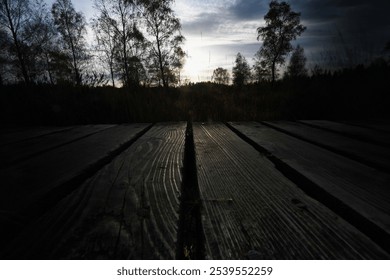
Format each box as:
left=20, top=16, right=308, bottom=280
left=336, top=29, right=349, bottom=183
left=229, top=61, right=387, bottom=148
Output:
left=0, top=125, right=118, bottom=169
left=0, top=123, right=154, bottom=258
left=261, top=121, right=390, bottom=173
left=298, top=120, right=390, bottom=148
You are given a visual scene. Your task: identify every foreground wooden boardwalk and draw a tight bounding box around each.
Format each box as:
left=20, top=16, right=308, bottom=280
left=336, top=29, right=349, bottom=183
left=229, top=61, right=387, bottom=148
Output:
left=0, top=121, right=389, bottom=259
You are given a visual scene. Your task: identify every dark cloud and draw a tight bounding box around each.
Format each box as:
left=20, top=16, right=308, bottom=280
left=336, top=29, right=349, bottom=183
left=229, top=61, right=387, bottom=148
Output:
left=250, top=1, right=390, bottom=54
left=291, top=0, right=390, bottom=34
left=228, top=0, right=268, bottom=20
left=185, top=0, right=390, bottom=48
left=227, top=0, right=390, bottom=36
left=228, top=0, right=384, bottom=22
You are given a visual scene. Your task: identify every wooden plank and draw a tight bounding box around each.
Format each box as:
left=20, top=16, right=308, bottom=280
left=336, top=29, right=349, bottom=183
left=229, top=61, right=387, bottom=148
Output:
left=264, top=121, right=390, bottom=172
left=344, top=121, right=390, bottom=133
left=0, top=124, right=117, bottom=168
left=193, top=123, right=388, bottom=259
left=0, top=126, right=74, bottom=146
left=299, top=120, right=390, bottom=147
left=229, top=122, right=390, bottom=252
left=3, top=123, right=185, bottom=259
left=0, top=123, right=151, bottom=248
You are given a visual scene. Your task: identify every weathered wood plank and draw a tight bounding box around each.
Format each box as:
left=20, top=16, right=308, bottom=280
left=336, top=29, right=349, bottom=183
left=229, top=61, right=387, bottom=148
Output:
left=264, top=121, right=390, bottom=172
left=194, top=123, right=388, bottom=259
left=299, top=120, right=390, bottom=147
left=4, top=123, right=185, bottom=259
left=0, top=126, right=74, bottom=146
left=344, top=121, right=390, bottom=133
left=0, top=123, right=151, bottom=249
left=229, top=122, right=390, bottom=252
left=0, top=125, right=117, bottom=168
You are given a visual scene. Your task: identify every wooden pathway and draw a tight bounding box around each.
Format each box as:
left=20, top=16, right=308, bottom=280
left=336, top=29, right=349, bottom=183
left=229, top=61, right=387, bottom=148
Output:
left=0, top=121, right=389, bottom=259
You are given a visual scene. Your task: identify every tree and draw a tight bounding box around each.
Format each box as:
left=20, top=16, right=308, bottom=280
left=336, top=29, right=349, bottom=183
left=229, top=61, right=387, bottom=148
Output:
left=285, top=45, right=307, bottom=79
left=256, top=1, right=306, bottom=83
left=91, top=13, right=118, bottom=87
left=0, top=0, right=57, bottom=84
left=23, top=0, right=58, bottom=84
left=52, top=0, right=88, bottom=86
left=0, top=0, right=31, bottom=84
left=212, top=67, right=230, bottom=84
left=0, top=27, right=10, bottom=84
left=93, top=0, right=146, bottom=88
left=142, top=0, right=185, bottom=89
left=253, top=50, right=271, bottom=83
left=311, top=64, right=324, bottom=77
left=169, top=44, right=186, bottom=86
left=232, top=53, right=251, bottom=87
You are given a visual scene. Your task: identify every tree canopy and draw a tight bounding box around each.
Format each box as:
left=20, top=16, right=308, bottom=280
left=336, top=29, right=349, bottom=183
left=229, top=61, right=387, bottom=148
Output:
left=285, top=45, right=308, bottom=79
left=52, top=0, right=88, bottom=85
left=212, top=67, right=230, bottom=85
left=0, top=0, right=185, bottom=88
left=92, top=0, right=147, bottom=88
left=257, top=0, right=306, bottom=83
left=142, top=0, right=185, bottom=88
left=232, top=53, right=251, bottom=87
left=0, top=0, right=32, bottom=84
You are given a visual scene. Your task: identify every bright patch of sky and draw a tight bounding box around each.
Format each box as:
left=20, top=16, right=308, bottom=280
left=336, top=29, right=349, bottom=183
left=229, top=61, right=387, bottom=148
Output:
left=173, top=0, right=265, bottom=82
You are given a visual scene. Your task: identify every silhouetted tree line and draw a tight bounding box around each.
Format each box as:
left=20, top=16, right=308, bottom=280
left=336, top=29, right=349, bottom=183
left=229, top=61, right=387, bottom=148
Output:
left=0, top=0, right=185, bottom=88
left=1, top=0, right=389, bottom=125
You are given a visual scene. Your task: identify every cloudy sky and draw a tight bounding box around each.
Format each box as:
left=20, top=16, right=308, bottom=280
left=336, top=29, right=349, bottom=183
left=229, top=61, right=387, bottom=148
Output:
left=45, top=0, right=390, bottom=82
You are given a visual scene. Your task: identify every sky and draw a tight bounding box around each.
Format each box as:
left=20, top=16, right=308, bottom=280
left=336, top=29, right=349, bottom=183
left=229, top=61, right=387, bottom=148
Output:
left=45, top=0, right=390, bottom=82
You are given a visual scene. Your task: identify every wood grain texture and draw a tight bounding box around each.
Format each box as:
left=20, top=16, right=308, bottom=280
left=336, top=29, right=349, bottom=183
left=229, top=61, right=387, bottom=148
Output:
left=264, top=121, right=390, bottom=172
left=193, top=123, right=388, bottom=259
left=0, top=125, right=117, bottom=168
left=0, top=124, right=150, bottom=249
left=299, top=120, right=390, bottom=147
left=4, top=123, right=186, bottom=259
left=229, top=122, right=390, bottom=246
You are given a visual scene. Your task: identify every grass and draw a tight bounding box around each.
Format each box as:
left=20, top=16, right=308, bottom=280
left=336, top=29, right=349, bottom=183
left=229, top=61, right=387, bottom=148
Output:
left=1, top=58, right=389, bottom=126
